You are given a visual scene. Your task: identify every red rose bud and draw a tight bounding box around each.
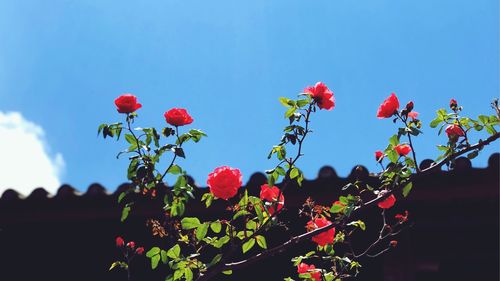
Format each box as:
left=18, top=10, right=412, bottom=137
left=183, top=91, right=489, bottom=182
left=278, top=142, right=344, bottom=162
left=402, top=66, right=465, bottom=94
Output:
left=445, top=124, right=465, bottom=138
left=297, top=263, right=321, bottom=281
left=126, top=241, right=135, bottom=249
left=307, top=217, right=335, bottom=246
left=207, top=166, right=243, bottom=200
left=164, top=108, right=194, bottom=127
left=390, top=240, right=398, bottom=247
left=405, top=101, right=414, bottom=111
left=394, top=144, right=412, bottom=156
left=115, top=236, right=125, bottom=247
left=259, top=184, right=285, bottom=215
left=135, top=247, right=145, bottom=255
left=114, top=94, right=142, bottom=114
left=450, top=99, right=458, bottom=109
left=375, top=150, right=384, bottom=162
left=377, top=93, right=400, bottom=119
left=377, top=194, right=396, bottom=209
left=304, top=82, right=335, bottom=110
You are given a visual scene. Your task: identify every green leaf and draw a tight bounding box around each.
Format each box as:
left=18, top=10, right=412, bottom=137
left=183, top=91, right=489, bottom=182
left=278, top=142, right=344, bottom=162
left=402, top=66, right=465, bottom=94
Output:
left=184, top=268, right=193, bottom=281
left=222, top=270, right=233, bottom=275
left=181, top=217, right=201, bottom=230
left=173, top=147, right=186, bottom=158
left=151, top=254, right=160, bottom=269
left=208, top=254, right=222, bottom=267
left=173, top=269, right=184, bottom=280
left=196, top=223, right=209, bottom=241
left=167, top=164, right=182, bottom=175
left=386, top=150, right=399, bottom=163
left=290, top=168, right=299, bottom=179
left=279, top=97, right=293, bottom=107
left=160, top=250, right=168, bottom=263
left=210, top=221, right=222, bottom=233
left=125, top=134, right=136, bottom=145
left=402, top=182, right=413, bottom=197
left=213, top=236, right=230, bottom=248
left=285, top=107, right=296, bottom=118
left=121, top=205, right=131, bottom=222
left=255, top=235, right=267, bottom=249
left=296, top=99, right=310, bottom=108
left=167, top=244, right=181, bottom=259
left=430, top=117, right=442, bottom=128
left=242, top=238, right=256, bottom=253
left=233, top=210, right=250, bottom=220
left=330, top=203, right=345, bottom=214
left=478, top=115, right=489, bottom=124
left=389, top=134, right=399, bottom=146
left=146, top=247, right=161, bottom=258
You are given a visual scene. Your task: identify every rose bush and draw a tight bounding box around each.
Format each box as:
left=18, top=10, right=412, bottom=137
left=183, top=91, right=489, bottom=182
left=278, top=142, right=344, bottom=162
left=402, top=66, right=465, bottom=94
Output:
left=99, top=85, right=500, bottom=281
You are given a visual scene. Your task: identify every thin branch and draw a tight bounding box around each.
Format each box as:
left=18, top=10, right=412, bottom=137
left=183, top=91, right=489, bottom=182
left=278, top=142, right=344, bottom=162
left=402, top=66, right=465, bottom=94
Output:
left=220, top=133, right=499, bottom=273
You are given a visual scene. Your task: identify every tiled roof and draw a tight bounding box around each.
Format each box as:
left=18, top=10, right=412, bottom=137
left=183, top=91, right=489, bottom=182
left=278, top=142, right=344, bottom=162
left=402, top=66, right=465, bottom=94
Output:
left=1, top=153, right=498, bottom=202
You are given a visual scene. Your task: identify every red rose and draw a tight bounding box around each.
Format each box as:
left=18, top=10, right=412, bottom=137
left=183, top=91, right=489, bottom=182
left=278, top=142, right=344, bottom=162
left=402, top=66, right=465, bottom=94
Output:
left=259, top=184, right=285, bottom=215
left=375, top=150, right=384, bottom=162
left=304, top=82, right=335, bottom=110
left=115, top=236, right=125, bottom=247
left=377, top=93, right=400, bottom=118
left=450, top=99, right=458, bottom=109
left=307, top=217, right=335, bottom=246
left=390, top=240, right=398, bottom=247
left=407, top=111, right=419, bottom=120
left=164, top=108, right=194, bottom=127
left=207, top=166, right=243, bottom=200
left=135, top=247, right=145, bottom=255
left=445, top=124, right=465, bottom=138
left=126, top=241, right=135, bottom=249
left=394, top=144, right=412, bottom=156
left=378, top=194, right=396, bottom=209
left=114, top=94, right=142, bottom=114
left=297, top=263, right=321, bottom=281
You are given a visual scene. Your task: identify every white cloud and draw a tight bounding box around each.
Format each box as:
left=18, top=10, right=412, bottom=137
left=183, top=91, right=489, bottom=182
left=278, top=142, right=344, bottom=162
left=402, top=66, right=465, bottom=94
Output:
left=0, top=111, right=65, bottom=195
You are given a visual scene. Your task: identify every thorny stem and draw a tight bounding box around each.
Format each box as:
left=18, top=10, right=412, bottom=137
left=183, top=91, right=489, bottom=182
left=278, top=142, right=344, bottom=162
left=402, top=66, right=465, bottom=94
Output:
left=160, top=126, right=182, bottom=182
left=126, top=114, right=143, bottom=158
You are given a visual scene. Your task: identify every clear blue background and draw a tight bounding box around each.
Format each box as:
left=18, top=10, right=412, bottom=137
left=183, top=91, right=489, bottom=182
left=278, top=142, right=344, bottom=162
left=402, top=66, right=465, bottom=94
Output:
left=0, top=0, right=498, bottom=191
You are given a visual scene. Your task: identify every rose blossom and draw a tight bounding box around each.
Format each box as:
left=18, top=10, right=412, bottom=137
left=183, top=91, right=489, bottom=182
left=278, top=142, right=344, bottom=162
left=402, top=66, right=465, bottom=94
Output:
left=114, top=94, right=142, bottom=114
left=207, top=166, right=242, bottom=200
left=375, top=150, right=384, bottom=162
left=307, top=217, right=335, bottom=246
left=445, top=124, right=465, bottom=138
left=378, top=194, right=396, bottom=209
left=394, top=144, right=412, bottom=156
left=259, top=184, right=285, bottom=215
left=297, top=263, right=321, bottom=281
left=304, top=82, right=335, bottom=110
left=164, top=108, right=194, bottom=127
left=377, top=93, right=399, bottom=118
left=135, top=247, right=145, bottom=255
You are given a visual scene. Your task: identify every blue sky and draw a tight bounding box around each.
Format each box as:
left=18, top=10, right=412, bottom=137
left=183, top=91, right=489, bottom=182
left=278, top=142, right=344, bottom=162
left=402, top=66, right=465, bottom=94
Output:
left=0, top=0, right=498, bottom=193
